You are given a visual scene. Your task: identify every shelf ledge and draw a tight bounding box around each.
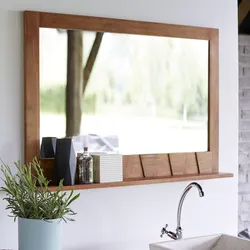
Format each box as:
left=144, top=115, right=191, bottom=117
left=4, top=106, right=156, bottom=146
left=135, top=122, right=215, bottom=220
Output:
left=49, top=172, right=233, bottom=191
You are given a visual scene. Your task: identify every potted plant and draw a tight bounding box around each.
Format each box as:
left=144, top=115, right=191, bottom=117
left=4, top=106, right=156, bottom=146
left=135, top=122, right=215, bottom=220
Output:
left=0, top=158, right=80, bottom=250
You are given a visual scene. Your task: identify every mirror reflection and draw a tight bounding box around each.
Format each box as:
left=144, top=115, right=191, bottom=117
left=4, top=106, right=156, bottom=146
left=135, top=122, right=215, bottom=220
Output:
left=40, top=28, right=209, bottom=154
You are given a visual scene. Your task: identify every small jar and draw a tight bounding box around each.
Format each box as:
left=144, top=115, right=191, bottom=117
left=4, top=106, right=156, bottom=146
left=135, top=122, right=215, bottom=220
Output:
left=78, top=147, right=94, bottom=184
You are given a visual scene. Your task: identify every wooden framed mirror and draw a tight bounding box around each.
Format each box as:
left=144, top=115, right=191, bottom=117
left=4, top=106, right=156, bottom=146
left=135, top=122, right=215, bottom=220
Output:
left=24, top=11, right=232, bottom=190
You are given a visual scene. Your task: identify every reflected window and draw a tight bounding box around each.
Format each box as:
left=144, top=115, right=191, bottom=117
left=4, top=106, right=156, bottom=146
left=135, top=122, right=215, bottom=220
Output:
left=40, top=28, right=209, bottom=154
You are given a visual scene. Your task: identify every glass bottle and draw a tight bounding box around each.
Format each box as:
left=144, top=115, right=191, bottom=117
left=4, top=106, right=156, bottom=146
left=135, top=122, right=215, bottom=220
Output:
left=78, top=147, right=94, bottom=184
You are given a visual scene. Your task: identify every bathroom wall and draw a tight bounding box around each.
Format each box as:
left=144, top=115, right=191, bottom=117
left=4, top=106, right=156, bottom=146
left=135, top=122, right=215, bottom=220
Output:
left=0, top=1, right=238, bottom=249
left=239, top=34, right=250, bottom=232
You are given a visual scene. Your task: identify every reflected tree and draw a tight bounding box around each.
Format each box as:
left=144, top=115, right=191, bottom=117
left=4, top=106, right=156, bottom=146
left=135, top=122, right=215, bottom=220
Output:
left=66, top=31, right=103, bottom=137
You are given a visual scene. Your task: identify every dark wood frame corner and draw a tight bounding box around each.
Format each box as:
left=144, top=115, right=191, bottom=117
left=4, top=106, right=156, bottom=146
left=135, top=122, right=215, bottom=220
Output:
left=24, top=11, right=233, bottom=190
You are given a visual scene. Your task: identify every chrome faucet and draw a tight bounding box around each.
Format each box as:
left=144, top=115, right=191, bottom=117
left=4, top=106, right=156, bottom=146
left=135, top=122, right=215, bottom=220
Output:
left=160, top=182, right=204, bottom=240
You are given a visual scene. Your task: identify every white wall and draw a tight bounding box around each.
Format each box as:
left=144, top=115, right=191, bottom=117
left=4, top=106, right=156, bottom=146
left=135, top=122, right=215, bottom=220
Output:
left=0, top=0, right=238, bottom=250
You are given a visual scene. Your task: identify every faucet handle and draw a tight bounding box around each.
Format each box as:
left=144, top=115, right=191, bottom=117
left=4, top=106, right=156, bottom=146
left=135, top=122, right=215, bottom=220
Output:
left=161, top=224, right=178, bottom=240
left=160, top=224, right=168, bottom=237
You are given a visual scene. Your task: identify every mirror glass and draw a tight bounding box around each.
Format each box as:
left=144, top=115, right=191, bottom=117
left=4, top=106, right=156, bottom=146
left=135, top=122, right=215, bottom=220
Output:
left=40, top=28, right=209, bottom=154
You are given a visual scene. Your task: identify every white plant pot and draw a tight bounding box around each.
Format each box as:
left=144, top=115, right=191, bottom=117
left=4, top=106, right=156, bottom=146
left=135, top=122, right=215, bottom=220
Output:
left=18, top=217, right=62, bottom=250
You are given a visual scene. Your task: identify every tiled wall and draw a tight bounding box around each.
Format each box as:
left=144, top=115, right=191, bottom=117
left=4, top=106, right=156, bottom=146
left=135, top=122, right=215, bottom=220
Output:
left=239, top=35, right=250, bottom=232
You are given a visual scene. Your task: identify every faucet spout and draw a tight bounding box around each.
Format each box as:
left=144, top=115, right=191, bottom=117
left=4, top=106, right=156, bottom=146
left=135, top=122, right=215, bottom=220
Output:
left=160, top=182, right=204, bottom=240
left=176, top=182, right=204, bottom=238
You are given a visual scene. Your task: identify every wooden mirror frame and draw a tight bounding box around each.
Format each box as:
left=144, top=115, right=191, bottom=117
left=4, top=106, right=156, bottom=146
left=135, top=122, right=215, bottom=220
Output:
left=24, top=11, right=232, bottom=189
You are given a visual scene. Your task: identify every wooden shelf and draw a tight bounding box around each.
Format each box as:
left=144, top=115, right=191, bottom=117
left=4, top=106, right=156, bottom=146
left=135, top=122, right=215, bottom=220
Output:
left=49, top=172, right=233, bottom=191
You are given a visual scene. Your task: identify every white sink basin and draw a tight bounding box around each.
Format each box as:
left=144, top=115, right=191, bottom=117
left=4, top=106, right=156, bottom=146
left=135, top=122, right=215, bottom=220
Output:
left=150, top=234, right=250, bottom=250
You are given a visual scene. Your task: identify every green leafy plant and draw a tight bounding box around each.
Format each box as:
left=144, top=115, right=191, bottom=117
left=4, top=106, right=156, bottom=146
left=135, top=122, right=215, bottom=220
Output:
left=0, top=158, right=80, bottom=222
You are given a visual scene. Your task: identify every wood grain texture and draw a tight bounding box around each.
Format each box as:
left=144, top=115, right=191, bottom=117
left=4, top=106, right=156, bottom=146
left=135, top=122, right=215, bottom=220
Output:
left=209, top=29, right=219, bottom=172
left=169, top=153, right=198, bottom=176
left=196, top=152, right=213, bottom=174
left=48, top=173, right=233, bottom=191
left=123, top=155, right=144, bottom=179
left=24, top=11, right=40, bottom=163
left=169, top=153, right=185, bottom=175
left=184, top=153, right=199, bottom=174
left=39, top=12, right=214, bottom=40
left=140, top=154, right=171, bottom=178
